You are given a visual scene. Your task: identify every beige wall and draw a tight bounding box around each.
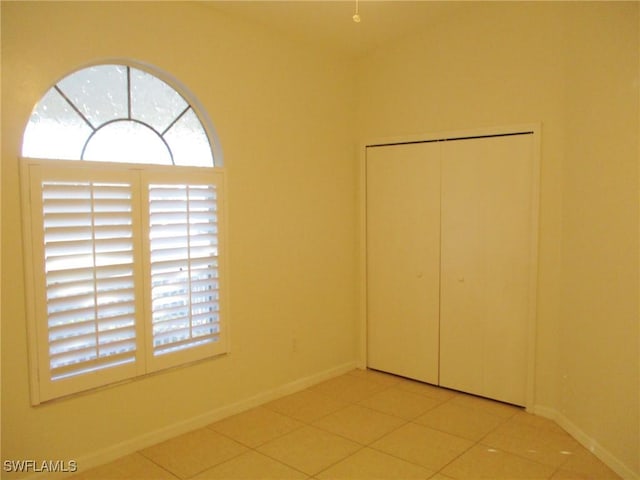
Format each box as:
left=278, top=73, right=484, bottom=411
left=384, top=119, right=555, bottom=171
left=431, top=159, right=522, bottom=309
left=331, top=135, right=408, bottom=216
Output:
left=356, top=2, right=638, bottom=476
left=2, top=1, right=639, bottom=478
left=561, top=3, right=639, bottom=474
left=1, top=1, right=358, bottom=474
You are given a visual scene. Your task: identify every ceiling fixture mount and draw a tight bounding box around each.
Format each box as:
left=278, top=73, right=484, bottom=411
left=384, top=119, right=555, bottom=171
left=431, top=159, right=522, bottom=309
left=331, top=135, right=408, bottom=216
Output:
left=353, top=0, right=361, bottom=23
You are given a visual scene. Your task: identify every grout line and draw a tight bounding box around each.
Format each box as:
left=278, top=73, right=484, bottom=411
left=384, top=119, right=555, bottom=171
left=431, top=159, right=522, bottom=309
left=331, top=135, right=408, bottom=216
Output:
left=135, top=452, right=181, bottom=479
left=182, top=448, right=248, bottom=480
left=311, top=445, right=368, bottom=478
left=248, top=446, right=316, bottom=479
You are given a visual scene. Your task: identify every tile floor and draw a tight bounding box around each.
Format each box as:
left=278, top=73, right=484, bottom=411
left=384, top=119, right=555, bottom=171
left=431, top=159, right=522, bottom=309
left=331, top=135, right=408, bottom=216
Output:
left=72, top=369, right=621, bottom=480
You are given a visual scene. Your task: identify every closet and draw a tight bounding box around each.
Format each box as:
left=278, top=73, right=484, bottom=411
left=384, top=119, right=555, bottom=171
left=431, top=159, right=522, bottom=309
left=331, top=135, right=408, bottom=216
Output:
left=366, top=131, right=537, bottom=407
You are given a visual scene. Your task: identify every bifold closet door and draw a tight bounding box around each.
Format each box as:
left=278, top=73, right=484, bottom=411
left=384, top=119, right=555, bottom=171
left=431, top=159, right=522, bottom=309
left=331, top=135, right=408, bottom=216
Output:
left=366, top=142, right=441, bottom=384
left=439, top=134, right=534, bottom=406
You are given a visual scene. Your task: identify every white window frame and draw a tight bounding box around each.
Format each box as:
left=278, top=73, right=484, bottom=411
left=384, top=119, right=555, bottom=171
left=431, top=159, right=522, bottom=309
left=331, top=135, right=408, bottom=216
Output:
left=21, top=158, right=229, bottom=404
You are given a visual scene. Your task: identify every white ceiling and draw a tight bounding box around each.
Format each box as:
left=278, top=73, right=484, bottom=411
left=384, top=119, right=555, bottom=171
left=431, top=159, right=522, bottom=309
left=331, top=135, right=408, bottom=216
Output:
left=208, top=1, right=469, bottom=58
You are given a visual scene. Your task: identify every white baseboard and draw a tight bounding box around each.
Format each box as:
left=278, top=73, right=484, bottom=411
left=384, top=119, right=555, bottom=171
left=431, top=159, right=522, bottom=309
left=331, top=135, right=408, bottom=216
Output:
left=532, top=405, right=639, bottom=480
left=21, top=361, right=358, bottom=480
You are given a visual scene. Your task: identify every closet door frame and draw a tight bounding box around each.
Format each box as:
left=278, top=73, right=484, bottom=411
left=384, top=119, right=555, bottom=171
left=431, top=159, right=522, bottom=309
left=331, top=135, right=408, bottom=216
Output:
left=358, top=123, right=541, bottom=411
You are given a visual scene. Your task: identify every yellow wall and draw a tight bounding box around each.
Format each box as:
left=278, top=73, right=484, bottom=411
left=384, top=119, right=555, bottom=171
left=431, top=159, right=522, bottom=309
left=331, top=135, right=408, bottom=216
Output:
left=561, top=3, right=639, bottom=473
left=1, top=1, right=358, bottom=475
left=2, top=1, right=639, bottom=478
left=356, top=2, right=639, bottom=475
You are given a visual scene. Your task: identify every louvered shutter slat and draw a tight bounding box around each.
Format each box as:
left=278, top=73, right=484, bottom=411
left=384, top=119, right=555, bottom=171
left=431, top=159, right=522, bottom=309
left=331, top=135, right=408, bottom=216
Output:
left=51, top=351, right=136, bottom=381
left=94, top=252, right=134, bottom=268
left=44, top=213, right=93, bottom=229
left=48, top=306, right=96, bottom=328
left=49, top=323, right=96, bottom=346
left=189, top=245, right=217, bottom=259
left=45, top=226, right=93, bottom=242
left=47, top=280, right=94, bottom=300
left=189, top=212, right=217, bottom=224
left=93, top=213, right=133, bottom=226
left=152, top=304, right=189, bottom=324
left=49, top=329, right=136, bottom=358
left=46, top=254, right=95, bottom=272
left=98, top=330, right=137, bottom=348
left=151, top=263, right=189, bottom=280
left=47, top=293, right=95, bottom=314
left=191, top=313, right=220, bottom=327
left=49, top=316, right=134, bottom=340
left=95, top=276, right=135, bottom=293
left=51, top=348, right=99, bottom=371
left=98, top=341, right=137, bottom=359
left=97, top=315, right=136, bottom=332
left=154, top=336, right=215, bottom=356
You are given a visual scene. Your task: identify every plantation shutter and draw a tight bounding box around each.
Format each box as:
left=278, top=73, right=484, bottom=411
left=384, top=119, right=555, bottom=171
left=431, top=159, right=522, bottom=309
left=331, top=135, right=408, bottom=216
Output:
left=25, top=164, right=144, bottom=402
left=22, top=161, right=227, bottom=403
left=144, top=170, right=226, bottom=371
left=44, top=180, right=138, bottom=377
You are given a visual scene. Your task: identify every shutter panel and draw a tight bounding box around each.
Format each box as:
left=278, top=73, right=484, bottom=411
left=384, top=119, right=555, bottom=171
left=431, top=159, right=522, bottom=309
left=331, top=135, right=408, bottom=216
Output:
left=41, top=180, right=138, bottom=381
left=148, top=182, right=222, bottom=361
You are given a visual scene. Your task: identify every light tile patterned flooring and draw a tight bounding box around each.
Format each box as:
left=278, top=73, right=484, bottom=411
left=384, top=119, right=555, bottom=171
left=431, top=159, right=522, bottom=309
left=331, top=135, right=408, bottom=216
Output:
left=72, top=369, right=621, bottom=479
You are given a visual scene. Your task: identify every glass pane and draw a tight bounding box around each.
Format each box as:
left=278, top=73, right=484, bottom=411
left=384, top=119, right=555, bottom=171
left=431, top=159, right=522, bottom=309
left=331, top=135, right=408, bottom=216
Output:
left=164, top=109, right=214, bottom=167
left=22, top=88, right=92, bottom=160
left=130, top=68, right=188, bottom=133
left=23, top=64, right=216, bottom=166
left=57, top=65, right=127, bottom=128
left=83, top=121, right=172, bottom=165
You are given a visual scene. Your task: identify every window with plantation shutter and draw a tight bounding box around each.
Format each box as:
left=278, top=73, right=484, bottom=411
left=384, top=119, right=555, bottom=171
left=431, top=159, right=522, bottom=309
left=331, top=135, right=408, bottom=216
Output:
left=20, top=63, right=227, bottom=404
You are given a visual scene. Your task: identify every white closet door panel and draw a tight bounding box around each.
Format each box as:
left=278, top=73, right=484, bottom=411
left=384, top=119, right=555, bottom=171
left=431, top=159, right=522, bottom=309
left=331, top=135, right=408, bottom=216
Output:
left=366, top=142, right=440, bottom=384
left=440, top=134, right=533, bottom=406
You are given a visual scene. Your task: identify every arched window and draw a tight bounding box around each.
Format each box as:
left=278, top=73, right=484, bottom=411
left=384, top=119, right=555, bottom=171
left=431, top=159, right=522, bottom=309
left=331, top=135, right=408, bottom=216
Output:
left=23, top=64, right=220, bottom=166
left=20, top=63, right=228, bottom=404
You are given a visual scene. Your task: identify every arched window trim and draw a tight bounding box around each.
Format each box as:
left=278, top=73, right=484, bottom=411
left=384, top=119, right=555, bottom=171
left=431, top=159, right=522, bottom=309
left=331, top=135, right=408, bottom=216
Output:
left=22, top=59, right=224, bottom=167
